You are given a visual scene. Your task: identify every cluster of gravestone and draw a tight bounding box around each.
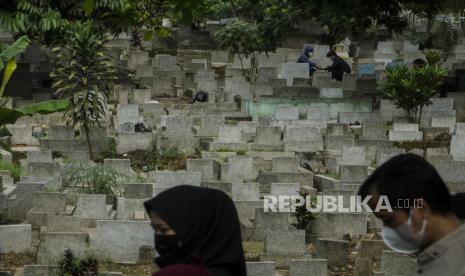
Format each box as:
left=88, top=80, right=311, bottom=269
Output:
left=1, top=25, right=465, bottom=276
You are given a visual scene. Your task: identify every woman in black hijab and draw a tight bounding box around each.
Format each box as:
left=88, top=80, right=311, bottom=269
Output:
left=144, top=185, right=247, bottom=276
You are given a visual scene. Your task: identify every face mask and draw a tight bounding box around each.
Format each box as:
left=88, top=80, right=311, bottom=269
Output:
left=155, top=234, right=180, bottom=256
left=382, top=210, right=427, bottom=254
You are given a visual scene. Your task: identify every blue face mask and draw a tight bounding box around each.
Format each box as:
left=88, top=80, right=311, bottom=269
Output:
left=382, top=210, right=427, bottom=254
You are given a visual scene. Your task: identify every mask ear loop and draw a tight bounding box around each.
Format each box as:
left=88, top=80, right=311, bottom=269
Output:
left=407, top=208, right=427, bottom=239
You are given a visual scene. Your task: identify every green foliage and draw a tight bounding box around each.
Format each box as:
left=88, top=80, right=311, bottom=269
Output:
left=324, top=172, right=340, bottom=180
left=0, top=0, right=130, bottom=45
left=83, top=0, right=95, bottom=16
left=0, top=209, right=8, bottom=224
left=405, top=20, right=459, bottom=58
left=97, top=138, right=118, bottom=162
left=293, top=191, right=316, bottom=229
left=0, top=35, right=30, bottom=104
left=0, top=35, right=29, bottom=82
left=57, top=249, right=99, bottom=276
left=63, top=162, right=127, bottom=197
left=148, top=145, right=181, bottom=170
left=194, top=146, right=202, bottom=156
left=0, top=100, right=69, bottom=129
left=0, top=160, right=22, bottom=182
left=215, top=148, right=234, bottom=153
left=0, top=0, right=70, bottom=44
left=125, top=0, right=202, bottom=42
left=44, top=187, right=58, bottom=193
left=194, top=0, right=232, bottom=20
left=378, top=50, right=447, bottom=123
left=424, top=49, right=442, bottom=66
left=212, top=0, right=298, bottom=83
left=0, top=35, right=69, bottom=140
left=290, top=0, right=409, bottom=45
left=214, top=20, right=262, bottom=83
left=50, top=21, right=116, bottom=160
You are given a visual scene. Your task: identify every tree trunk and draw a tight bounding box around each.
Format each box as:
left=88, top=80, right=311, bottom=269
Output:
left=229, top=0, right=237, bottom=17
left=418, top=105, right=424, bottom=124
left=84, top=122, right=95, bottom=161
left=424, top=11, right=435, bottom=49
left=426, top=14, right=434, bottom=35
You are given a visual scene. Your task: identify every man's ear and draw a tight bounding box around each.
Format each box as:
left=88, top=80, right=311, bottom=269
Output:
left=417, top=199, right=432, bottom=218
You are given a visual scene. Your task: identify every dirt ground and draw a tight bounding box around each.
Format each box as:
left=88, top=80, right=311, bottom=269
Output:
left=0, top=252, right=36, bottom=274
left=0, top=252, right=153, bottom=275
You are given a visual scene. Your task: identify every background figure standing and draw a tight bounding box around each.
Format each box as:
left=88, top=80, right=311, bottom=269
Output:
left=297, top=44, right=318, bottom=76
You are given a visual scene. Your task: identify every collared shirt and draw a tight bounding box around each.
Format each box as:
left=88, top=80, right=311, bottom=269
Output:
left=416, top=222, right=465, bottom=275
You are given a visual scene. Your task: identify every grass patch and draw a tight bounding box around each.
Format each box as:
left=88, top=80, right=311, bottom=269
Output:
left=0, top=160, right=22, bottom=182
left=215, top=148, right=234, bottom=153
left=12, top=151, right=26, bottom=164
left=99, top=261, right=153, bottom=275
left=225, top=120, right=238, bottom=126
left=243, top=241, right=265, bottom=261
left=96, top=137, right=118, bottom=163
left=43, top=187, right=58, bottom=192
left=324, top=172, right=340, bottom=180
left=52, top=151, right=65, bottom=159
left=125, top=145, right=201, bottom=172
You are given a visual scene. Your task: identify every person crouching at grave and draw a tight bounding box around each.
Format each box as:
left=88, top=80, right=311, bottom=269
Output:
left=297, top=44, right=318, bottom=76
left=193, top=90, right=208, bottom=103
left=144, top=185, right=247, bottom=276
left=358, top=154, right=465, bottom=276
left=324, top=50, right=351, bottom=82
left=413, top=58, right=427, bottom=69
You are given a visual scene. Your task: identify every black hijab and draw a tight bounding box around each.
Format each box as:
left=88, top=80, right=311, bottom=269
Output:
left=144, top=185, right=247, bottom=276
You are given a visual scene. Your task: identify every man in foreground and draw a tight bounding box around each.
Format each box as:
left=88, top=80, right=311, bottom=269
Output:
left=358, top=154, right=465, bottom=275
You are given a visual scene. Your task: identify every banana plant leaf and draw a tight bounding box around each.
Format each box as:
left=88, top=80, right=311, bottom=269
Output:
left=83, top=0, right=95, bottom=16
left=0, top=35, right=30, bottom=97
left=0, top=35, right=30, bottom=66
left=0, top=140, right=12, bottom=152
left=0, top=58, right=16, bottom=97
left=0, top=99, right=70, bottom=126
left=0, top=106, right=23, bottom=126
left=16, top=99, right=70, bottom=115
left=0, top=126, right=12, bottom=137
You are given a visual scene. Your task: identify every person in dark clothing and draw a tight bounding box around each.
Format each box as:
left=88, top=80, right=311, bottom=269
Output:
left=144, top=185, right=247, bottom=276
left=193, top=90, right=208, bottom=103
left=413, top=58, right=427, bottom=69
left=325, top=50, right=351, bottom=81
left=297, top=44, right=318, bottom=76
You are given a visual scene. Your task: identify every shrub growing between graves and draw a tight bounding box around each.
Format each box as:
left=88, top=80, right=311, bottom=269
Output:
left=0, top=160, right=22, bottom=183
left=97, top=138, right=118, bottom=162
left=405, top=20, right=460, bottom=58
left=148, top=145, right=182, bottom=170
left=242, top=241, right=265, bottom=261
left=57, top=249, right=99, bottom=276
left=63, top=162, right=127, bottom=197
left=378, top=50, right=447, bottom=123
left=50, top=22, right=117, bottom=161
left=214, top=20, right=262, bottom=83
left=0, top=209, right=7, bottom=224
left=293, top=192, right=316, bottom=229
